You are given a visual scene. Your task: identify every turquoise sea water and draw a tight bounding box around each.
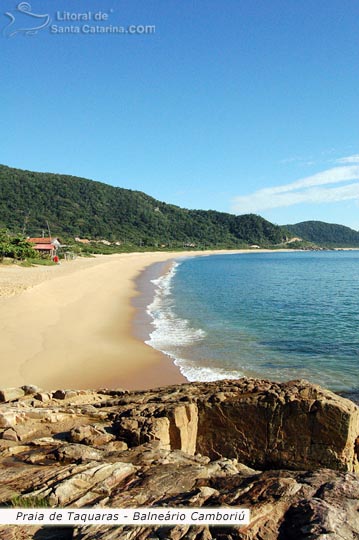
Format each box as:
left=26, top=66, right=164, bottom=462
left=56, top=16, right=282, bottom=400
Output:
left=146, top=251, right=359, bottom=394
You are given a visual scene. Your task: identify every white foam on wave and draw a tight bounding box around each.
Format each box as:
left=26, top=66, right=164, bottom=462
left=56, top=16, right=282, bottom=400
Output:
left=173, top=358, right=244, bottom=382
left=145, top=261, right=244, bottom=382
left=146, top=262, right=206, bottom=349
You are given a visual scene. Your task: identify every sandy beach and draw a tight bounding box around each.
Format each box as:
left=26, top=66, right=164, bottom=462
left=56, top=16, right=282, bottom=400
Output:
left=0, top=249, right=287, bottom=391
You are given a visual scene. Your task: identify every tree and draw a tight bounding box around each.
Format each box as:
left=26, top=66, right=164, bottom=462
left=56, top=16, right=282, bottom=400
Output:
left=0, top=229, right=37, bottom=261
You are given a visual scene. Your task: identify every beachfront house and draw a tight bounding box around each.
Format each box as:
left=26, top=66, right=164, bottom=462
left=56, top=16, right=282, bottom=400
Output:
left=27, top=237, right=62, bottom=258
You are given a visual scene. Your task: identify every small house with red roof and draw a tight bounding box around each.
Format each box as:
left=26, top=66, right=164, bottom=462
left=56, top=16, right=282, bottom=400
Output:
left=27, top=237, right=62, bottom=258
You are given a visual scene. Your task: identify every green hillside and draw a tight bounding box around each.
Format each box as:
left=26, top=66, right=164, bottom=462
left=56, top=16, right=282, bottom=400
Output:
left=285, top=221, right=359, bottom=247
left=0, top=164, right=286, bottom=248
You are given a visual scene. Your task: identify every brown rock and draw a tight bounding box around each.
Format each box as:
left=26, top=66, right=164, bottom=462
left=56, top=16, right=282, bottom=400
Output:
left=0, top=411, right=19, bottom=428
left=69, top=424, right=114, bottom=446
left=168, top=403, right=198, bottom=454
left=52, top=389, right=78, bottom=400
left=195, top=379, right=359, bottom=472
left=106, top=441, right=128, bottom=452
left=46, top=461, right=137, bottom=506
left=34, top=392, right=51, bottom=402
left=0, top=387, right=25, bottom=403
left=147, top=416, right=171, bottom=448
left=0, top=379, right=357, bottom=540
left=65, top=455, right=358, bottom=540
left=54, top=443, right=104, bottom=463
left=112, top=379, right=359, bottom=472
left=1, top=428, right=18, bottom=441
left=21, top=385, right=41, bottom=395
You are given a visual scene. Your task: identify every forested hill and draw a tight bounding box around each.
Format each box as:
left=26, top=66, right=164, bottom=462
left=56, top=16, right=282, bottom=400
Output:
left=285, top=221, right=359, bottom=247
left=0, top=164, right=287, bottom=248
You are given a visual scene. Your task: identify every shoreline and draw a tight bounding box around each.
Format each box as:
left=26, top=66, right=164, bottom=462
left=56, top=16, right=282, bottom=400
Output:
left=0, top=252, right=191, bottom=391
left=0, top=248, right=310, bottom=391
left=0, top=249, right=251, bottom=391
left=130, top=248, right=359, bottom=392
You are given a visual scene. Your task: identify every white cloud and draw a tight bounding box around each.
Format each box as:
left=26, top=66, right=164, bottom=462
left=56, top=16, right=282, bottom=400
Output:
left=232, top=165, right=359, bottom=214
left=335, top=154, right=359, bottom=164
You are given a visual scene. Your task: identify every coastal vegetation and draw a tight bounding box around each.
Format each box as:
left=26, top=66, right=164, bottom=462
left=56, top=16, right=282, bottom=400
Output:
left=285, top=220, right=359, bottom=247
left=0, top=229, right=37, bottom=261
left=2, top=164, right=358, bottom=257
left=0, top=164, right=287, bottom=250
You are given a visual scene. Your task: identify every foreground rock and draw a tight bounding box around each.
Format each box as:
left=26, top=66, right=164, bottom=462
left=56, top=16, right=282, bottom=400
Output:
left=2, top=378, right=356, bottom=472
left=0, top=379, right=357, bottom=539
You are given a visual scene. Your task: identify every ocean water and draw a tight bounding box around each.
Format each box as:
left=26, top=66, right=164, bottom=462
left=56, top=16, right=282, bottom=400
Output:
left=145, top=251, right=359, bottom=395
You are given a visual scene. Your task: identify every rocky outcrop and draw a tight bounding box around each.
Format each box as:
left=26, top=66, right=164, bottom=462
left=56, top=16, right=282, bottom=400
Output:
left=110, top=379, right=359, bottom=472
left=0, top=379, right=357, bottom=540
left=115, top=401, right=198, bottom=454
left=0, top=444, right=358, bottom=540
left=195, top=379, right=359, bottom=472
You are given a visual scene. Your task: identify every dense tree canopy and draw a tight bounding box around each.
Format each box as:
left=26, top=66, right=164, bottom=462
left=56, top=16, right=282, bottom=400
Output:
left=0, top=164, right=287, bottom=248
left=285, top=221, right=359, bottom=247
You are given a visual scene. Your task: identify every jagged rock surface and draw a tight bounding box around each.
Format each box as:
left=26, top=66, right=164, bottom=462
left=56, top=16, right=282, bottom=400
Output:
left=0, top=379, right=357, bottom=540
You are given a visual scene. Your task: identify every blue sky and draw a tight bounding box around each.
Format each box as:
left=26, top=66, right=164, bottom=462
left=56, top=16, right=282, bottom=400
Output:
left=2, top=0, right=359, bottom=228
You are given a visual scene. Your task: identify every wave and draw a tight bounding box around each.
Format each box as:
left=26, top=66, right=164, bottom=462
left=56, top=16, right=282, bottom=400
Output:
left=145, top=261, right=244, bottom=383
left=173, top=358, right=244, bottom=382
left=145, top=261, right=206, bottom=348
